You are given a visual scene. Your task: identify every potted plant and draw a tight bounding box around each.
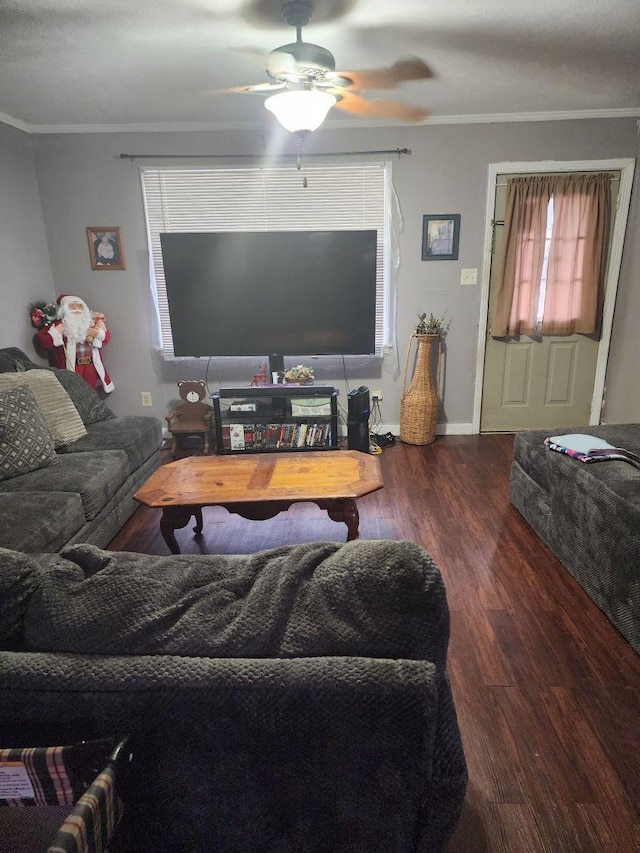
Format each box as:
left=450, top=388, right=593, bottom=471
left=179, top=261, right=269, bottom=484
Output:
left=401, top=313, right=448, bottom=446
left=415, top=312, right=446, bottom=336
left=283, top=364, right=315, bottom=384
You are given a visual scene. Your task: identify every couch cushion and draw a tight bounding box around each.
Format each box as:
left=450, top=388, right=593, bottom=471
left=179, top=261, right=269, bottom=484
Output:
left=0, top=370, right=87, bottom=448
left=0, top=450, right=129, bottom=521
left=0, top=385, right=58, bottom=482
left=58, top=416, right=162, bottom=472
left=0, top=549, right=44, bottom=649
left=0, top=348, right=40, bottom=373
left=22, top=539, right=449, bottom=664
left=46, top=367, right=115, bottom=426
left=0, top=492, right=86, bottom=553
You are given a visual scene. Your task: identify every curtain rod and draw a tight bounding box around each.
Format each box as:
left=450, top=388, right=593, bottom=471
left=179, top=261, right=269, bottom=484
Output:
left=496, top=175, right=619, bottom=186
left=119, top=148, right=411, bottom=162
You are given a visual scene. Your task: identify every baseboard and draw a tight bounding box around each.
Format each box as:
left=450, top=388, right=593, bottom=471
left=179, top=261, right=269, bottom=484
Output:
left=375, top=422, right=474, bottom=437
left=436, top=422, right=474, bottom=435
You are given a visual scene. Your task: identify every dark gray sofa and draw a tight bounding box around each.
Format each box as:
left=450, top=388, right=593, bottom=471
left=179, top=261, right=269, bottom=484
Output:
left=510, top=423, right=640, bottom=653
left=0, top=538, right=468, bottom=852
left=0, top=347, right=162, bottom=552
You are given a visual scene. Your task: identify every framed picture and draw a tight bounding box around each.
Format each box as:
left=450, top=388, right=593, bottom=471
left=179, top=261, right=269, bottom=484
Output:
left=86, top=227, right=126, bottom=270
left=422, top=214, right=460, bottom=261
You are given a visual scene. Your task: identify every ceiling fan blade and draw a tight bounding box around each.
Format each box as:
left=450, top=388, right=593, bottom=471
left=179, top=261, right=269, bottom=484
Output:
left=333, top=91, right=429, bottom=122
left=329, top=58, right=433, bottom=91
left=205, top=82, right=286, bottom=96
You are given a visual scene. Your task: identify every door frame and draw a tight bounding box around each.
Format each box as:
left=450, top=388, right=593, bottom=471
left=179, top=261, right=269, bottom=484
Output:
left=472, top=158, right=636, bottom=433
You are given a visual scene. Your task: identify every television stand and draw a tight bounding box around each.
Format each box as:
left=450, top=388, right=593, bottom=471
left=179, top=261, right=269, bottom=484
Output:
left=212, top=385, right=339, bottom=454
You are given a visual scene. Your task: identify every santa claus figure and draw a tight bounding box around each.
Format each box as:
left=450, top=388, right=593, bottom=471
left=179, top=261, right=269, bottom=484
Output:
left=37, top=295, right=114, bottom=393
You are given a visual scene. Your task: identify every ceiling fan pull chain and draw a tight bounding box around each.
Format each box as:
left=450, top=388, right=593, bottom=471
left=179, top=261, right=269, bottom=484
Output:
left=296, top=136, right=308, bottom=187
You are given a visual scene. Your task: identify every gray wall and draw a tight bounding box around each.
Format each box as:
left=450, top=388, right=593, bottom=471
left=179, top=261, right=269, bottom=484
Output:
left=3, top=117, right=637, bottom=427
left=0, top=124, right=55, bottom=352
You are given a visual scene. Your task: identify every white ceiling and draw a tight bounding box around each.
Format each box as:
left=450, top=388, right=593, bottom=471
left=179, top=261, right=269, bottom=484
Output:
left=1, top=0, right=639, bottom=133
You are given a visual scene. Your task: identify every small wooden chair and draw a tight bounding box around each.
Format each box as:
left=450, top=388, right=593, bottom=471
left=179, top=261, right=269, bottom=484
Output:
left=165, top=401, right=214, bottom=458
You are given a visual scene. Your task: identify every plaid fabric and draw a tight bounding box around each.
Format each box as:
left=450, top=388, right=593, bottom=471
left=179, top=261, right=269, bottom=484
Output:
left=0, top=739, right=123, bottom=853
left=48, top=766, right=121, bottom=853
left=0, top=745, right=81, bottom=806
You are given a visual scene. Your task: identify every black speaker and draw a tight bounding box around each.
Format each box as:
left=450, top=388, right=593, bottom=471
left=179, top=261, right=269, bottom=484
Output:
left=347, top=386, right=370, bottom=452
left=347, top=421, right=370, bottom=453
left=347, top=386, right=370, bottom=421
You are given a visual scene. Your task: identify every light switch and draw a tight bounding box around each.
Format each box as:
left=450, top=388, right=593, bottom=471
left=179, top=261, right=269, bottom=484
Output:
left=460, top=268, right=478, bottom=285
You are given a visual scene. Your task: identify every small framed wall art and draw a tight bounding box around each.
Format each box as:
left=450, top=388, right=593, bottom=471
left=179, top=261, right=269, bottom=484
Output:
left=86, top=227, right=126, bottom=270
left=421, top=214, right=460, bottom=261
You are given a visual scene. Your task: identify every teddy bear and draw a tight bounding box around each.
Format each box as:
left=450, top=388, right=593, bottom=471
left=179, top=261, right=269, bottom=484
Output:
left=165, top=380, right=214, bottom=458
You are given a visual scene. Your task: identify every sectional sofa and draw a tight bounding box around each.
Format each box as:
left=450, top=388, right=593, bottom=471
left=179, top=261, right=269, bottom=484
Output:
left=0, top=347, right=162, bottom=552
left=510, top=423, right=640, bottom=653
left=0, top=538, right=467, bottom=852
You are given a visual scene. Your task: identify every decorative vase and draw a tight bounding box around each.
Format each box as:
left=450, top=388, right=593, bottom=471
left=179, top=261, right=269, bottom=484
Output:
left=400, top=333, right=441, bottom=445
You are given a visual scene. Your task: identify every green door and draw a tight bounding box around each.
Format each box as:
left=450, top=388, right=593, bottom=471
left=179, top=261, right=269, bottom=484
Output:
left=480, top=173, right=618, bottom=433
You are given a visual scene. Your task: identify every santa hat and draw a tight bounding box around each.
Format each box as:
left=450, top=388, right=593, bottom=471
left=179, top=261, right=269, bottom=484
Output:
left=56, top=294, right=89, bottom=317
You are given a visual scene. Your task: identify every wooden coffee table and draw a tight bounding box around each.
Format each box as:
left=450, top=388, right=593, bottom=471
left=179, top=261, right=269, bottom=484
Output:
left=134, top=450, right=384, bottom=554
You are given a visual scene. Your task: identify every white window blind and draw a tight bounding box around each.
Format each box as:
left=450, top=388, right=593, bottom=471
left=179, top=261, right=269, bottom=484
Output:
left=141, top=163, right=390, bottom=358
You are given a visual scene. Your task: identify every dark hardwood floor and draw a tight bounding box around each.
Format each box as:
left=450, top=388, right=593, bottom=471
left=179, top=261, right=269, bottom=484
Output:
left=110, top=435, right=640, bottom=852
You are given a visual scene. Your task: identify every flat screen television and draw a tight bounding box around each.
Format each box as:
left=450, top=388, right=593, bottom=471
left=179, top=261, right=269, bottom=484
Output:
left=159, top=230, right=378, bottom=374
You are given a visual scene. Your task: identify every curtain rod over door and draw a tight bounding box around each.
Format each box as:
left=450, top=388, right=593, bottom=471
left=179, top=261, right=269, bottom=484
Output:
left=119, top=148, right=411, bottom=162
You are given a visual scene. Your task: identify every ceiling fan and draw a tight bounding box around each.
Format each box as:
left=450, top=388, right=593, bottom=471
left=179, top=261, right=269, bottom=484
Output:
left=222, top=0, right=432, bottom=134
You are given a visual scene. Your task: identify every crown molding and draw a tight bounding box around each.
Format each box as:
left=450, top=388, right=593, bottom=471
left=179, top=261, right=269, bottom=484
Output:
left=3, top=107, right=639, bottom=135
left=0, top=111, right=31, bottom=133
left=328, top=107, right=640, bottom=129
left=27, top=120, right=265, bottom=135
left=416, top=107, right=640, bottom=125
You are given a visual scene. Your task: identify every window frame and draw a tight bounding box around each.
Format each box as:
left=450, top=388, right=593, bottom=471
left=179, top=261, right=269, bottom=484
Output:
left=140, top=162, right=395, bottom=360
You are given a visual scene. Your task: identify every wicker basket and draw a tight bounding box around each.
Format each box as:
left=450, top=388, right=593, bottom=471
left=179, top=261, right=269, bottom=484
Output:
left=399, top=333, right=441, bottom=445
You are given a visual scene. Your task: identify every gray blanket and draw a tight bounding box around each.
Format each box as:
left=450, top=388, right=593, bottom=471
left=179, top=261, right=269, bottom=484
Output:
left=23, top=539, right=449, bottom=662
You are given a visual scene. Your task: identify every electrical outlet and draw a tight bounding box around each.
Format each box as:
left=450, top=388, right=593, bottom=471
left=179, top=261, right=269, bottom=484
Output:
left=140, top=392, right=152, bottom=407
left=372, top=390, right=383, bottom=402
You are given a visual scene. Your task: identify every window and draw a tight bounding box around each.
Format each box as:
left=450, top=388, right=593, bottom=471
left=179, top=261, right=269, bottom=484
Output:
left=492, top=173, right=611, bottom=337
left=141, top=163, right=393, bottom=358
left=536, top=196, right=554, bottom=325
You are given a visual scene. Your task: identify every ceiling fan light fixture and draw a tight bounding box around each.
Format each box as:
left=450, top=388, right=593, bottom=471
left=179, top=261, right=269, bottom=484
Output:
left=265, top=89, right=336, bottom=133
